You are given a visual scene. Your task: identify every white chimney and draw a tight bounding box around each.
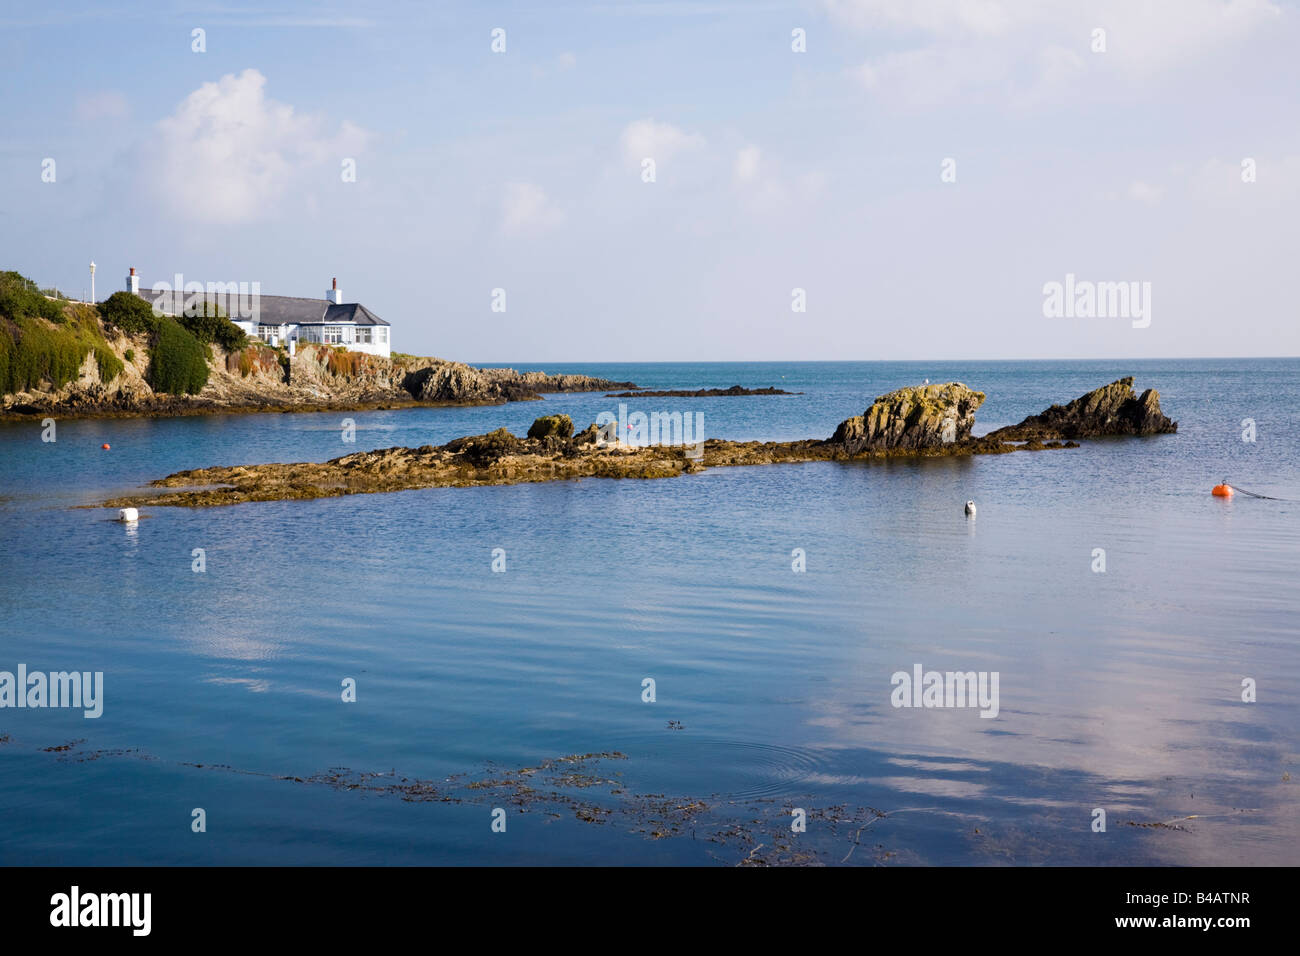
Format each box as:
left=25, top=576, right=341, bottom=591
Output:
left=326, top=276, right=342, bottom=305
left=126, top=267, right=139, bottom=295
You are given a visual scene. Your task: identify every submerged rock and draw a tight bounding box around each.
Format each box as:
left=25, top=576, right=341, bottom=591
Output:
left=829, top=383, right=986, bottom=453
left=988, top=377, right=1176, bottom=440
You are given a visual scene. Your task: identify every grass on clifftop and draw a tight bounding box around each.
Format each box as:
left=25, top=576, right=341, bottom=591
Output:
left=0, top=272, right=123, bottom=394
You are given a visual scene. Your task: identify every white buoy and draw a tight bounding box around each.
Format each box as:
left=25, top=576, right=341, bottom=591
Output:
left=117, top=507, right=139, bottom=523
left=964, top=500, right=976, bottom=517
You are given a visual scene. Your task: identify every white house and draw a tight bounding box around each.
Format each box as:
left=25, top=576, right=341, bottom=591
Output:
left=127, top=271, right=392, bottom=358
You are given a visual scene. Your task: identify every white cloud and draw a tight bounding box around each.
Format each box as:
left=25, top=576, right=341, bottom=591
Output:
left=556, top=51, right=577, bottom=71
left=831, top=0, right=1282, bottom=107
left=500, top=182, right=564, bottom=236
left=852, top=45, right=1015, bottom=108
left=619, top=118, right=704, bottom=168
left=144, top=69, right=368, bottom=224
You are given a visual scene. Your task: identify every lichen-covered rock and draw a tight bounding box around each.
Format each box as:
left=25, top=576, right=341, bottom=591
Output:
left=829, top=383, right=986, bottom=453
left=527, top=414, right=574, bottom=440
left=442, top=427, right=526, bottom=466
left=989, top=377, right=1176, bottom=440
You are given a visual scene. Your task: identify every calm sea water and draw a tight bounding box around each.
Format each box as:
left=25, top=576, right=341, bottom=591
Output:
left=1, top=359, right=1297, bottom=865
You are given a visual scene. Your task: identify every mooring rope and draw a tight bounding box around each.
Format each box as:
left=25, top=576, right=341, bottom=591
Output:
left=1226, top=483, right=1300, bottom=502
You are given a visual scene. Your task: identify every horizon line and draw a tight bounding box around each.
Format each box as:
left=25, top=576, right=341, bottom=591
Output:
left=469, top=355, right=1300, bottom=365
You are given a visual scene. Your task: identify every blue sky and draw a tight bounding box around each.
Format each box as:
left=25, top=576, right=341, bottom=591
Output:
left=2, top=0, right=1297, bottom=361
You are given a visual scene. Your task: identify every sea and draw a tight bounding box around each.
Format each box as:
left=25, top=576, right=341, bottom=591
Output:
left=0, top=359, right=1296, bottom=865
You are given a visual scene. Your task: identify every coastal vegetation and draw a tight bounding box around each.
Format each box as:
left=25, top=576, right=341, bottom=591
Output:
left=97, top=290, right=158, bottom=336
left=146, top=314, right=210, bottom=395
left=0, top=271, right=122, bottom=394
left=301, top=343, right=376, bottom=378
left=226, top=342, right=281, bottom=378
left=99, top=290, right=252, bottom=394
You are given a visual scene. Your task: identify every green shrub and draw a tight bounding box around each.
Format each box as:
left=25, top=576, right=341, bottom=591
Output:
left=147, top=317, right=209, bottom=395
left=0, top=271, right=64, bottom=324
left=177, top=301, right=246, bottom=351
left=98, top=291, right=158, bottom=336
left=124, top=348, right=135, bottom=363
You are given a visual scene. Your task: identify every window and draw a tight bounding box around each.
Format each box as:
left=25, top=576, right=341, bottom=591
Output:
left=323, top=326, right=343, bottom=344
left=258, top=325, right=280, bottom=343
left=377, top=328, right=387, bottom=343
left=355, top=328, right=372, bottom=344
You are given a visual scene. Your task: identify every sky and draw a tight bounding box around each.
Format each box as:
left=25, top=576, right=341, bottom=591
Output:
left=1, top=0, right=1297, bottom=362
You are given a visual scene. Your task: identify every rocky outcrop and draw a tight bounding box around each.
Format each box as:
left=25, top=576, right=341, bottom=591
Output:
left=97, top=378, right=1176, bottom=510
left=526, top=414, right=574, bottom=440
left=496, top=369, right=638, bottom=393
left=988, top=377, right=1176, bottom=441
left=828, top=383, right=986, bottom=453
left=605, top=385, right=798, bottom=397
left=400, top=362, right=535, bottom=405
left=397, top=362, right=638, bottom=407
left=103, top=415, right=704, bottom=508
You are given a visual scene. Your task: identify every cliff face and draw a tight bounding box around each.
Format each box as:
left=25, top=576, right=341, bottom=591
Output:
left=829, top=383, right=987, bottom=453
left=0, top=311, right=633, bottom=419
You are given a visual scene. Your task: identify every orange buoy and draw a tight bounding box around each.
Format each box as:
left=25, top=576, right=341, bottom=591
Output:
left=101, top=443, right=110, bottom=450
left=1212, top=483, right=1233, bottom=497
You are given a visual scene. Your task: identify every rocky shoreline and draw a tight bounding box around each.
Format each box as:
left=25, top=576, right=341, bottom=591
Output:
left=1, top=330, right=635, bottom=422
left=100, top=378, right=1175, bottom=510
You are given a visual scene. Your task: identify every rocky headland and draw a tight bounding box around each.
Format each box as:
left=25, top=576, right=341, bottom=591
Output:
left=101, top=378, right=1176, bottom=510
left=0, top=290, right=635, bottom=421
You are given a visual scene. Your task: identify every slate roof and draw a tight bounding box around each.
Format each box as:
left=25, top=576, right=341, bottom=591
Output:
left=134, top=287, right=390, bottom=326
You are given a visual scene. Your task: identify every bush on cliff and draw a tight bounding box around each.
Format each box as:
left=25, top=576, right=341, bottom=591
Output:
left=96, top=290, right=215, bottom=395
left=98, top=291, right=159, bottom=336
left=147, top=317, right=209, bottom=395
left=177, top=301, right=246, bottom=351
